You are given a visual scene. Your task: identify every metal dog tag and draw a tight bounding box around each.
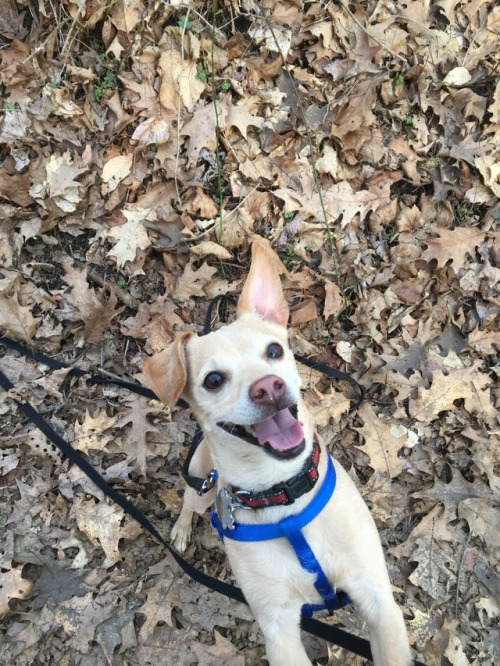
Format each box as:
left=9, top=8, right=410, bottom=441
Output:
left=216, top=488, right=237, bottom=530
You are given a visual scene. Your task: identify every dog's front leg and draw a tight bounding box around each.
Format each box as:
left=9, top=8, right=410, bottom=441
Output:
left=171, top=438, right=215, bottom=552
left=255, top=604, right=313, bottom=666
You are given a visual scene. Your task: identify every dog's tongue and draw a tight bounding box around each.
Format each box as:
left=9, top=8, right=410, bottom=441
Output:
left=253, top=408, right=304, bottom=451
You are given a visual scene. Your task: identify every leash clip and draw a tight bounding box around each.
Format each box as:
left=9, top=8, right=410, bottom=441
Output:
left=216, top=488, right=252, bottom=530
left=198, top=468, right=217, bottom=495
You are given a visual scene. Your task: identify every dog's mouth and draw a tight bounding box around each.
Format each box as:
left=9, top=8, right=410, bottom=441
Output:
left=218, top=405, right=305, bottom=460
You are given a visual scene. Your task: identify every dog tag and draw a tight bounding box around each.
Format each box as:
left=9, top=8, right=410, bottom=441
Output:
left=216, top=488, right=237, bottom=530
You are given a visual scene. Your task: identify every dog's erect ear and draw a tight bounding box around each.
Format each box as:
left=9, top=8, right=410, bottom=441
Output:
left=142, top=332, right=194, bottom=406
left=237, top=237, right=289, bottom=327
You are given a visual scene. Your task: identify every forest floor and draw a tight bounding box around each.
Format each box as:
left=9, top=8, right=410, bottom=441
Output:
left=0, top=1, right=498, bottom=665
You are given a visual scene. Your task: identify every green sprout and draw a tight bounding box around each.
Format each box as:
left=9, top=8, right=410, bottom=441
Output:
left=95, top=71, right=117, bottom=102
left=282, top=247, right=296, bottom=269
left=196, top=64, right=209, bottom=82
left=403, top=114, right=413, bottom=126
left=178, top=16, right=192, bottom=29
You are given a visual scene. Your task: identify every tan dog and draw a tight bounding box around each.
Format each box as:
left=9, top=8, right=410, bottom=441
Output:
left=143, top=239, right=413, bottom=666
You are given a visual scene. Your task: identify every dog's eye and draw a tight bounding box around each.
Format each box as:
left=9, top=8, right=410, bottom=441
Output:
left=267, top=343, right=283, bottom=359
left=203, top=371, right=225, bottom=390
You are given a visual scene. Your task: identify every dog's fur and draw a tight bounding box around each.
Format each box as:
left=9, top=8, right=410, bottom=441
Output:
left=143, top=239, right=413, bottom=666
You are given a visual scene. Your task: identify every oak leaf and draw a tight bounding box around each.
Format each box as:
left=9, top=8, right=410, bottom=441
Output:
left=409, top=363, right=493, bottom=423
left=323, top=279, right=343, bottom=319
left=226, top=104, right=264, bottom=138
left=73, top=410, right=117, bottom=454
left=115, top=396, right=160, bottom=475
left=354, top=403, right=407, bottom=478
left=173, top=261, right=218, bottom=301
left=0, top=567, right=33, bottom=618
left=0, top=292, right=40, bottom=341
left=137, top=568, right=177, bottom=639
left=190, top=241, right=232, bottom=260
left=74, top=499, right=143, bottom=568
left=107, top=206, right=155, bottom=268
left=101, top=154, right=133, bottom=195
left=181, top=100, right=229, bottom=165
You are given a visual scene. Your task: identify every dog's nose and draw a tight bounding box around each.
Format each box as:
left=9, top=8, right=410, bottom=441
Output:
left=249, top=375, right=285, bottom=406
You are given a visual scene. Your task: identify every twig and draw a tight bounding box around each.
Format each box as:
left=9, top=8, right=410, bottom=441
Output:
left=454, top=530, right=471, bottom=618
left=174, top=1, right=193, bottom=204
left=210, top=0, right=225, bottom=244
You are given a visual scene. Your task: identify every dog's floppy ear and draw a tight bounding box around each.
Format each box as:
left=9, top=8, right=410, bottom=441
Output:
left=237, top=237, right=289, bottom=327
left=142, top=332, right=194, bottom=406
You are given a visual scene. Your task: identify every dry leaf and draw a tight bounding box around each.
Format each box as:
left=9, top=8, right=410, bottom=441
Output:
left=74, top=499, right=143, bottom=568
left=107, top=206, right=155, bottom=268
left=101, top=154, right=133, bottom=194
left=355, top=403, right=406, bottom=478
left=0, top=292, right=40, bottom=341
left=0, top=567, right=33, bottom=619
left=190, top=241, right=232, bottom=260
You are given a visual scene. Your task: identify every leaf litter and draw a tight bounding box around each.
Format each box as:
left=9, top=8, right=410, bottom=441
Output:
left=0, top=0, right=498, bottom=664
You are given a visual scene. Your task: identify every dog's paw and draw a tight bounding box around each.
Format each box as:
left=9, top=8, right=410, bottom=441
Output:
left=171, top=519, right=192, bottom=553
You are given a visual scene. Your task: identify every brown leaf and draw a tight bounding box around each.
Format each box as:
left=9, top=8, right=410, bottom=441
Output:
left=0, top=567, right=33, bottom=619
left=173, top=261, right=218, bottom=301
left=409, top=363, right=494, bottom=424
left=74, top=498, right=142, bottom=568
left=0, top=292, right=40, bottom=341
left=73, top=410, right=117, bottom=454
left=354, top=403, right=407, bottom=478
left=82, top=291, right=125, bottom=344
left=323, top=279, right=343, bottom=319
left=0, top=171, right=33, bottom=207
left=115, top=396, right=160, bottom=475
left=422, top=226, right=486, bottom=268
left=290, top=299, right=318, bottom=325
left=190, top=241, right=233, bottom=260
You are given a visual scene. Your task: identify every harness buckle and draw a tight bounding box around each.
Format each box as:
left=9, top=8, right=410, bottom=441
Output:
left=198, top=468, right=217, bottom=495
left=283, top=472, right=314, bottom=503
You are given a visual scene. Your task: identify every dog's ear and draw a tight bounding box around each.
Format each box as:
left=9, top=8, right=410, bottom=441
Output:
left=142, top=332, right=194, bottom=406
left=237, top=237, right=289, bottom=327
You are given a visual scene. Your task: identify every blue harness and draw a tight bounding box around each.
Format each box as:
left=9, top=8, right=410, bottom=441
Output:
left=211, top=455, right=351, bottom=617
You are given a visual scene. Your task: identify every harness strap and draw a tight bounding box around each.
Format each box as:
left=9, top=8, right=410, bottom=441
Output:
left=211, top=455, right=350, bottom=614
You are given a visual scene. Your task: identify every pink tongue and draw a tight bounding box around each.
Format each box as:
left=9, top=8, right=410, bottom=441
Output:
left=253, top=408, right=304, bottom=451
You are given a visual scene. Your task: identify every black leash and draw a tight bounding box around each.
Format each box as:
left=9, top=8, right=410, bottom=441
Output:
left=0, top=323, right=423, bottom=664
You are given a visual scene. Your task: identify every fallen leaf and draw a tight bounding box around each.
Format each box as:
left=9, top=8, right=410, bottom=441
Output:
left=74, top=499, right=143, bottom=568
left=107, top=206, right=155, bottom=268
left=354, top=403, right=406, bottom=478
left=190, top=241, right=232, bottom=260
left=101, top=154, right=133, bottom=195
left=73, top=410, right=117, bottom=454
left=0, top=292, right=40, bottom=341
left=0, top=567, right=33, bottom=618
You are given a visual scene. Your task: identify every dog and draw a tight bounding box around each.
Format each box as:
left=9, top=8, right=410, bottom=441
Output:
left=143, top=238, right=413, bottom=666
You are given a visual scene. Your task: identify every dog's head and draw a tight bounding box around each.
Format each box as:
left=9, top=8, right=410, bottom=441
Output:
left=143, top=238, right=310, bottom=464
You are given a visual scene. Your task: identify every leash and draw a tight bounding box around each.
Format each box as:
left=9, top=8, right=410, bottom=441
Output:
left=0, top=308, right=423, bottom=664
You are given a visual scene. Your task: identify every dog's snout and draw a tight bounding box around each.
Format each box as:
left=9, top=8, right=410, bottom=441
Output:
left=249, top=375, right=285, bottom=406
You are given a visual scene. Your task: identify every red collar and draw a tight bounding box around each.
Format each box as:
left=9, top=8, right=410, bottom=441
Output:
left=230, top=437, right=321, bottom=509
